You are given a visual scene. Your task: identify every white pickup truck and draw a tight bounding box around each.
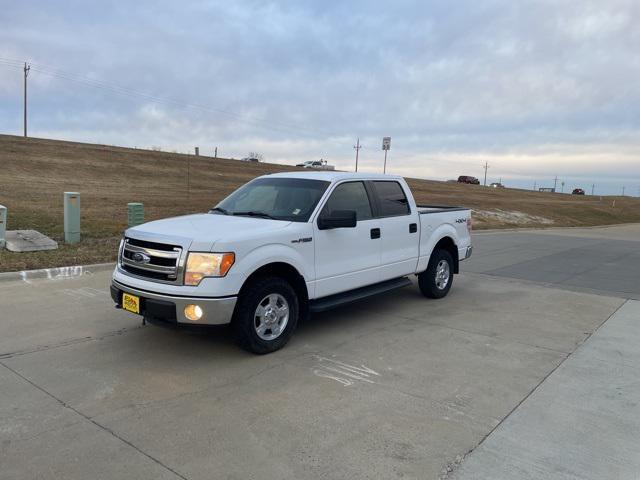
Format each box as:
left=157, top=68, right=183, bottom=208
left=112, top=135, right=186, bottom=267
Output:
left=111, top=172, right=472, bottom=353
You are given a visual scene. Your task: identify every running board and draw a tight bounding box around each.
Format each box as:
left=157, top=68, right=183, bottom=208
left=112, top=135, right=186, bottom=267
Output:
left=309, top=277, right=413, bottom=313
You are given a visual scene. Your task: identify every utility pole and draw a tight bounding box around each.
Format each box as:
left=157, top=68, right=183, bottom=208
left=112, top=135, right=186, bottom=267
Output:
left=187, top=156, right=191, bottom=203
left=482, top=161, right=489, bottom=186
left=561, top=181, right=565, bottom=193
left=591, top=184, right=595, bottom=195
left=23, top=62, right=30, bottom=137
left=553, top=175, right=558, bottom=192
left=533, top=181, right=537, bottom=191
left=353, top=138, right=361, bottom=172
left=214, top=147, right=218, bottom=158
left=622, top=186, right=625, bottom=196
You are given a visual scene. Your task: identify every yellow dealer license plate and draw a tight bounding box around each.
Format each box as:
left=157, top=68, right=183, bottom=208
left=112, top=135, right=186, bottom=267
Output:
left=122, top=293, right=140, bottom=314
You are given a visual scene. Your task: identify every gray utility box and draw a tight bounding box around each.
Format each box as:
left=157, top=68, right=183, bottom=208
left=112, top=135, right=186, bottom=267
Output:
left=64, top=192, right=81, bottom=243
left=0, top=205, right=6, bottom=248
left=128, top=202, right=144, bottom=227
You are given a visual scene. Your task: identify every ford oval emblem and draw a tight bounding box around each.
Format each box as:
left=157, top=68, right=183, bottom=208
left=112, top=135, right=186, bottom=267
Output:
left=132, top=252, right=151, bottom=264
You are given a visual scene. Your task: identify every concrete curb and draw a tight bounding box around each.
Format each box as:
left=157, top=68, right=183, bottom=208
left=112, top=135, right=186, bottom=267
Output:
left=0, top=263, right=115, bottom=282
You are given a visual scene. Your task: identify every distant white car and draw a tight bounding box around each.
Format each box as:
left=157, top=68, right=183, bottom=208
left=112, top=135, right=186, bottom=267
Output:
left=297, top=160, right=335, bottom=170
left=241, top=157, right=260, bottom=162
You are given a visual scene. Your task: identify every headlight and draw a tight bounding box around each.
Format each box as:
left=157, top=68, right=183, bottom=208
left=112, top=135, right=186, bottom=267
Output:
left=185, top=252, right=235, bottom=286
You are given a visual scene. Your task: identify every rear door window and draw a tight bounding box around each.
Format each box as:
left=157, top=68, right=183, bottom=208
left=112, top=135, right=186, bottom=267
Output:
left=373, top=181, right=410, bottom=217
left=321, top=181, right=373, bottom=221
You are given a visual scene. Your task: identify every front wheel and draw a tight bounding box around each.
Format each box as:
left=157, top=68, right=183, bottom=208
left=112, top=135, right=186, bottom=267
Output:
left=418, top=249, right=454, bottom=299
left=232, top=276, right=299, bottom=354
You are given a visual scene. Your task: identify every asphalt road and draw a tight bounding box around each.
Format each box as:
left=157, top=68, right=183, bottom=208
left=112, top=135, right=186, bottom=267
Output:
left=1, top=224, right=639, bottom=480
left=466, top=223, right=640, bottom=300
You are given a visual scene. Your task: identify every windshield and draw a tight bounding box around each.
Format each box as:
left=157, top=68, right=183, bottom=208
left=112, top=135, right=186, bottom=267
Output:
left=212, top=177, right=330, bottom=222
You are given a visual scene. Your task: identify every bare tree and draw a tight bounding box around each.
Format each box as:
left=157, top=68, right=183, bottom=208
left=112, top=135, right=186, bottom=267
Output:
left=247, top=152, right=264, bottom=162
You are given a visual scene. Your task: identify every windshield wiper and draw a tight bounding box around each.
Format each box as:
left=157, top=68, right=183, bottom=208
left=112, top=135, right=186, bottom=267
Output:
left=233, top=211, right=277, bottom=220
left=209, top=207, right=230, bottom=215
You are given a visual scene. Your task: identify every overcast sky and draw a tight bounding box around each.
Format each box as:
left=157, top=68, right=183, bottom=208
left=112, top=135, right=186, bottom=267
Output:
left=1, top=0, right=639, bottom=195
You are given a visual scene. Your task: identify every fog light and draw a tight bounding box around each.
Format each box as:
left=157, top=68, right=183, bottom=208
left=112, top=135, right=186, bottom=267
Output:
left=184, top=304, right=203, bottom=321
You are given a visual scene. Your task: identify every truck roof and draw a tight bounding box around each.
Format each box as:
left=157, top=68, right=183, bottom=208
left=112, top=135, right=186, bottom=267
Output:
left=266, top=171, right=404, bottom=182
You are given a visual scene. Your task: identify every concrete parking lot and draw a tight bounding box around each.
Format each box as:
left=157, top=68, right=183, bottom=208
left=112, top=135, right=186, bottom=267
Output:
left=1, top=224, right=639, bottom=479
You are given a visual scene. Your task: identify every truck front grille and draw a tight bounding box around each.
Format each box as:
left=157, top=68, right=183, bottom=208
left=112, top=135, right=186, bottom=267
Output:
left=120, top=237, right=183, bottom=283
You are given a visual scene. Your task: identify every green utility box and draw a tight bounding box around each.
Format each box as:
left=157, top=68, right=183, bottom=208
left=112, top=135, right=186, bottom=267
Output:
left=0, top=205, right=6, bottom=248
left=64, top=192, right=81, bottom=244
left=128, top=202, right=144, bottom=227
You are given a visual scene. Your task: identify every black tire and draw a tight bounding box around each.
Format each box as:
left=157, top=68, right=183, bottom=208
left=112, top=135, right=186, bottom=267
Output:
left=418, top=249, right=454, bottom=299
left=232, top=276, right=299, bottom=354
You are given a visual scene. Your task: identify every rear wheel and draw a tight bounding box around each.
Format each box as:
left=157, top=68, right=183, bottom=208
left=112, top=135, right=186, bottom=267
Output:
left=232, top=276, right=299, bottom=354
left=418, top=249, right=454, bottom=299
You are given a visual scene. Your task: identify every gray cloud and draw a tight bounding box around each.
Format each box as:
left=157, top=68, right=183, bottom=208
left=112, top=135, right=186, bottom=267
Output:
left=1, top=0, right=639, bottom=194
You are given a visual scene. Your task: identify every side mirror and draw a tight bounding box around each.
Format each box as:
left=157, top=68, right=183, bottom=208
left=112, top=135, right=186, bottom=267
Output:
left=318, top=210, right=357, bottom=230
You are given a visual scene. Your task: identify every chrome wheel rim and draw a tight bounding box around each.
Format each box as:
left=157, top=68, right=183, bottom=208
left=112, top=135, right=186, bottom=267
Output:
left=435, top=259, right=450, bottom=290
left=254, top=293, right=289, bottom=341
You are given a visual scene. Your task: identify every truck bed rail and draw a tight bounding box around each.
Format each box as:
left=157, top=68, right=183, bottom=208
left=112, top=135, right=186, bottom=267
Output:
left=416, top=205, right=469, bottom=214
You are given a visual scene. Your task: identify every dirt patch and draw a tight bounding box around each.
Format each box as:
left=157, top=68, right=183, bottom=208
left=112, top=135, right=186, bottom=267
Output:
left=473, top=209, right=554, bottom=227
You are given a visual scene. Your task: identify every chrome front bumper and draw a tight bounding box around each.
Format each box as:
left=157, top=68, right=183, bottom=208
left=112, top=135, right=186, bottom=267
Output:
left=111, top=279, right=237, bottom=326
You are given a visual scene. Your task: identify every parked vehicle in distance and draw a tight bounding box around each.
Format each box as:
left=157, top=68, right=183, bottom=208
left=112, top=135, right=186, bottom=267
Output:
left=458, top=175, right=480, bottom=185
left=241, top=157, right=260, bottom=162
left=490, top=182, right=505, bottom=188
left=111, top=172, right=472, bottom=354
left=572, top=188, right=585, bottom=195
left=299, top=159, right=335, bottom=170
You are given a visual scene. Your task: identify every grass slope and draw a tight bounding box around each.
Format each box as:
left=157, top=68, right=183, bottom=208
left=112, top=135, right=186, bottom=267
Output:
left=1, top=134, right=638, bottom=272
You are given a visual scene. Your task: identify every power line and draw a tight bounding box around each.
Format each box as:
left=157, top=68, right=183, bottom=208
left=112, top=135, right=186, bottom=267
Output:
left=0, top=56, right=336, bottom=140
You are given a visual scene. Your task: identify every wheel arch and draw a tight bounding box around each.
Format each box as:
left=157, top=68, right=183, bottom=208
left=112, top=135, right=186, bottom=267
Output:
left=433, top=236, right=459, bottom=273
left=237, top=262, right=309, bottom=319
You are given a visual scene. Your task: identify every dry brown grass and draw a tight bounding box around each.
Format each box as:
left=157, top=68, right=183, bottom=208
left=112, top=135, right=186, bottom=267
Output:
left=1, top=134, right=639, bottom=272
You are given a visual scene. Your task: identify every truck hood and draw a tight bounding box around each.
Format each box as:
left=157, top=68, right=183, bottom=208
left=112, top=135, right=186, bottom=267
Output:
left=125, top=213, right=291, bottom=251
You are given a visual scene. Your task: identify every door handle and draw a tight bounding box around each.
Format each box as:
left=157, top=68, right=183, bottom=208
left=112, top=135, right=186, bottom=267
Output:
left=370, top=228, right=381, bottom=239
left=409, top=223, right=417, bottom=233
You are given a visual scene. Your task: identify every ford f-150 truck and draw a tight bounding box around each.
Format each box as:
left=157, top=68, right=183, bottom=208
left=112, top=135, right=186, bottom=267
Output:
left=111, top=172, right=472, bottom=353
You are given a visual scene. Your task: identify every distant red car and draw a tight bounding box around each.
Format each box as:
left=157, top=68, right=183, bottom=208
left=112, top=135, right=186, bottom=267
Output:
left=458, top=175, right=480, bottom=185
left=572, top=188, right=585, bottom=195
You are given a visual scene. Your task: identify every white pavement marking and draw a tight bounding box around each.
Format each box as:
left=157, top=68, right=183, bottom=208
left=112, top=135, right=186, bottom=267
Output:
left=312, top=355, right=380, bottom=386
left=0, top=263, right=114, bottom=283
